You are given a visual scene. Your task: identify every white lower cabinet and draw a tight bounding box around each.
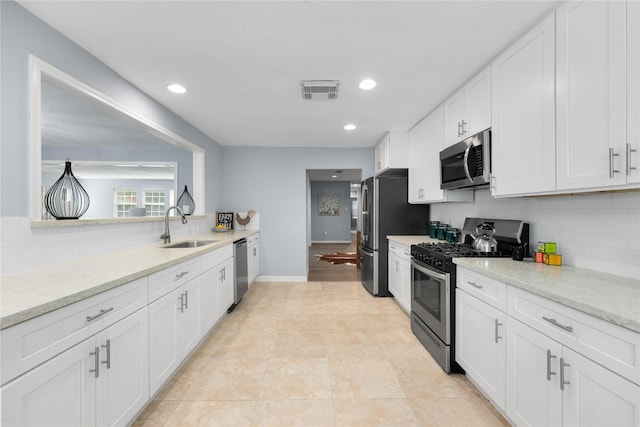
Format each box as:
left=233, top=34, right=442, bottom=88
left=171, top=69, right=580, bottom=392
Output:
left=1, top=308, right=149, bottom=427
left=388, top=242, right=410, bottom=313
left=148, top=276, right=202, bottom=396
left=506, top=318, right=640, bottom=427
left=456, top=289, right=506, bottom=410
left=217, top=257, right=235, bottom=314
left=456, top=267, right=640, bottom=427
left=247, top=233, right=260, bottom=285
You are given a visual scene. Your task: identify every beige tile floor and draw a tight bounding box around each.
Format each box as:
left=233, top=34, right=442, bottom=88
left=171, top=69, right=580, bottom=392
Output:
left=133, top=281, right=510, bottom=427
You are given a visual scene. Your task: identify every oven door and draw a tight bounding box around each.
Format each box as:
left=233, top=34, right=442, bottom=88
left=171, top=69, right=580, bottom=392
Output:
left=411, top=259, right=451, bottom=345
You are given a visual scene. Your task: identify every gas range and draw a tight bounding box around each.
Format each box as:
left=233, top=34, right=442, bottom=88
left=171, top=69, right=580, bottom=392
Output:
left=410, top=242, right=510, bottom=273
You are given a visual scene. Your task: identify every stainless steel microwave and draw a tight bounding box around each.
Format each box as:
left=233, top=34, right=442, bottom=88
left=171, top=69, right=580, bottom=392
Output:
left=440, top=129, right=491, bottom=190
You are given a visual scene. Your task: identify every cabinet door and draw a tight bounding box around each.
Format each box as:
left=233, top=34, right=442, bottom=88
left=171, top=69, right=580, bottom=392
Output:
left=562, top=347, right=640, bottom=427
left=96, top=309, right=149, bottom=427
left=218, top=257, right=235, bottom=314
left=374, top=134, right=390, bottom=174
left=177, top=276, right=202, bottom=357
left=492, top=13, right=556, bottom=196
left=1, top=338, right=96, bottom=427
left=464, top=66, right=492, bottom=137
left=398, top=256, right=411, bottom=313
left=248, top=240, right=259, bottom=285
left=506, top=317, right=563, bottom=427
left=443, top=88, right=465, bottom=146
left=201, top=267, right=222, bottom=333
left=456, top=290, right=506, bottom=410
left=628, top=0, right=640, bottom=184
left=388, top=252, right=402, bottom=301
left=422, top=106, right=446, bottom=202
left=556, top=1, right=627, bottom=190
left=408, top=116, right=427, bottom=203
left=148, top=288, right=181, bottom=395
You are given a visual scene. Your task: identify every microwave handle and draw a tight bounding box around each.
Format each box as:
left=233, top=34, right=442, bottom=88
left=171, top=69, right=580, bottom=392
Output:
left=463, top=144, right=473, bottom=183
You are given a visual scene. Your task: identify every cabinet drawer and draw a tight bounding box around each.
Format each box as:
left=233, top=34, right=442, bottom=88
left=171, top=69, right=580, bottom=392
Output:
left=457, top=267, right=507, bottom=312
left=507, top=286, right=640, bottom=385
left=247, top=234, right=260, bottom=246
left=389, top=242, right=410, bottom=260
left=201, top=244, right=233, bottom=272
left=1, top=277, right=147, bottom=385
left=148, top=258, right=201, bottom=302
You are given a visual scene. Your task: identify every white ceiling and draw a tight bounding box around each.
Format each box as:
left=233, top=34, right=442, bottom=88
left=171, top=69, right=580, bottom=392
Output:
left=19, top=1, right=560, bottom=149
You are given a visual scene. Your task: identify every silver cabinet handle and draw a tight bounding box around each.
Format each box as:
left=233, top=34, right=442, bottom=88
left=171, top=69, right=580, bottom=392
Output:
left=560, top=357, right=570, bottom=390
left=627, top=143, right=637, bottom=175
left=178, top=294, right=185, bottom=313
left=253, top=248, right=257, bottom=256
left=86, top=307, right=114, bottom=322
left=101, top=339, right=111, bottom=369
left=546, top=350, right=557, bottom=381
left=609, top=147, right=620, bottom=178
left=89, top=346, right=100, bottom=378
left=494, top=319, right=503, bottom=343
left=184, top=290, right=188, bottom=310
left=542, top=316, right=573, bottom=332
left=461, top=120, right=468, bottom=135
left=467, top=281, right=483, bottom=289
left=175, top=271, right=189, bottom=278
left=490, top=175, right=496, bottom=191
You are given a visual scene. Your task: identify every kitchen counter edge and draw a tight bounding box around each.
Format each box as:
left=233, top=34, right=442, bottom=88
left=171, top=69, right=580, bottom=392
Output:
left=454, top=258, right=640, bottom=333
left=0, top=230, right=258, bottom=330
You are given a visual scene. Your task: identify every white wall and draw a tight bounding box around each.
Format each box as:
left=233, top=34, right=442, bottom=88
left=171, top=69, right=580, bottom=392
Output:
left=431, top=189, right=640, bottom=279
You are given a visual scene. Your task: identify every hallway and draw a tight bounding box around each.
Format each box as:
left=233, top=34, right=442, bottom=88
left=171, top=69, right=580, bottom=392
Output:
left=307, top=235, right=359, bottom=282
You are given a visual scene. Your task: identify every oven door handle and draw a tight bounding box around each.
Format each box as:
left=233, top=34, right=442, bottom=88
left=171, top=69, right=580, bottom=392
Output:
left=411, top=259, right=447, bottom=281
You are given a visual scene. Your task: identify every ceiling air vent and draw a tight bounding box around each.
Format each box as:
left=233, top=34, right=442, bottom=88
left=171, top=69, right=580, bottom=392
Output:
left=300, top=80, right=339, bottom=100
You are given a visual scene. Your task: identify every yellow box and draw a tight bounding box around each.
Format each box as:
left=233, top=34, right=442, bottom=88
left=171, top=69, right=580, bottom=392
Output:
left=544, top=253, right=562, bottom=266
left=538, top=241, right=557, bottom=254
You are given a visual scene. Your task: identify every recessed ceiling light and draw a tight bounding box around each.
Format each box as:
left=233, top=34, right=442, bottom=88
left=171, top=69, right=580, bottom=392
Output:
left=344, top=124, right=357, bottom=131
left=358, top=79, right=377, bottom=90
left=167, top=83, right=187, bottom=94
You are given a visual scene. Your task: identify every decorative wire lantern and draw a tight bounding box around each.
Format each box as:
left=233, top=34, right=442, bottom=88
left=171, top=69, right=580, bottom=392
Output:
left=44, top=160, right=90, bottom=219
left=177, top=185, right=195, bottom=215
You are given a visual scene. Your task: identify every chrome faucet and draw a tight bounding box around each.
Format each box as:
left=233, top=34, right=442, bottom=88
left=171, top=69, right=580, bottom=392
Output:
left=160, top=206, right=188, bottom=244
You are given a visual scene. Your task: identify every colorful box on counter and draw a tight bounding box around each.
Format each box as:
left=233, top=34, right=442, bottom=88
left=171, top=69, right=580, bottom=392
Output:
left=537, top=241, right=557, bottom=254
left=534, top=251, right=545, bottom=263
left=543, top=253, right=563, bottom=266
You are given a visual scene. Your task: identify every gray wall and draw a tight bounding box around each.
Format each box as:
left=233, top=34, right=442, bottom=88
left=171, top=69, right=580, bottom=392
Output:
left=222, top=147, right=373, bottom=278
left=0, top=1, right=223, bottom=217
left=310, top=181, right=352, bottom=242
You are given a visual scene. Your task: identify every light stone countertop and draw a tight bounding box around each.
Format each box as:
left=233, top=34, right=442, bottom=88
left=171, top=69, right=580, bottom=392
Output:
left=454, top=258, right=640, bottom=333
left=0, top=229, right=258, bottom=330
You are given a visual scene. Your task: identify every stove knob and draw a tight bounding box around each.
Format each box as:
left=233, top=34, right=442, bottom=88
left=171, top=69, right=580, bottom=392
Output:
left=435, top=259, right=443, bottom=268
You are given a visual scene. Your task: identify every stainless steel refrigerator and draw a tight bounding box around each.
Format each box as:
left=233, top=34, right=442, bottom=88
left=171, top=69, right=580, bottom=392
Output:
left=360, top=172, right=429, bottom=296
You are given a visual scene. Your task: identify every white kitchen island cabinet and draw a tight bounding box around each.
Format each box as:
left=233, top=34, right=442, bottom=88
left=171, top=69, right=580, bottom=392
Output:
left=1, top=308, right=149, bottom=427
left=491, top=13, right=556, bottom=197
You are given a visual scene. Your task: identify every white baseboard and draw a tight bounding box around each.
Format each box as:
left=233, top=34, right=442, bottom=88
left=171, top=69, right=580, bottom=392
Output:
left=310, top=240, right=352, bottom=244
left=254, top=275, right=308, bottom=282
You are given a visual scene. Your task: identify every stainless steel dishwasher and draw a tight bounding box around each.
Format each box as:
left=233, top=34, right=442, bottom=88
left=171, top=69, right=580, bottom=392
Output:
left=229, top=238, right=248, bottom=312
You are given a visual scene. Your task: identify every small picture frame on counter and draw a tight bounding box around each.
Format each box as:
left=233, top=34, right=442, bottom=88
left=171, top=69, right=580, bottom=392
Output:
left=216, top=212, right=234, bottom=230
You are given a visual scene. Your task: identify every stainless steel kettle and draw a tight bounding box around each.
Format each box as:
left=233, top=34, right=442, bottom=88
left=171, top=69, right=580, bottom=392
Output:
left=472, top=222, right=498, bottom=253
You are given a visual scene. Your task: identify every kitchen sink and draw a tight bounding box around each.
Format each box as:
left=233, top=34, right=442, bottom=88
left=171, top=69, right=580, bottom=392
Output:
left=163, top=240, right=217, bottom=248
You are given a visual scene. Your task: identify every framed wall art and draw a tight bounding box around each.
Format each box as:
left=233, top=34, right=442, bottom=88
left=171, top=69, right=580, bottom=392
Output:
left=318, top=193, right=340, bottom=216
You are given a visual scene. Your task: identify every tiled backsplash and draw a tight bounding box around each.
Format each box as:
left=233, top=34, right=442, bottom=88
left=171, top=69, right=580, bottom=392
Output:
left=0, top=215, right=212, bottom=277
left=430, top=189, right=640, bottom=279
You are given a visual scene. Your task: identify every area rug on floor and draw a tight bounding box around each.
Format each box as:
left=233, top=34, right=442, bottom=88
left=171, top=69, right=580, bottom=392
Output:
left=316, top=252, right=358, bottom=265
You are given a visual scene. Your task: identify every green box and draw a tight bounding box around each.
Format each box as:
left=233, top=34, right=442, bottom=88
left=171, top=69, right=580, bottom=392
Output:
left=537, top=241, right=557, bottom=254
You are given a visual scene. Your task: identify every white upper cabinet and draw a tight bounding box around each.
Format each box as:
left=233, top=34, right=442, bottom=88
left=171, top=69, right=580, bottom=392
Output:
left=627, top=0, right=640, bottom=184
left=556, top=1, right=630, bottom=190
left=491, top=13, right=556, bottom=196
left=374, top=131, right=409, bottom=175
left=408, top=105, right=473, bottom=204
left=443, top=66, right=492, bottom=147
